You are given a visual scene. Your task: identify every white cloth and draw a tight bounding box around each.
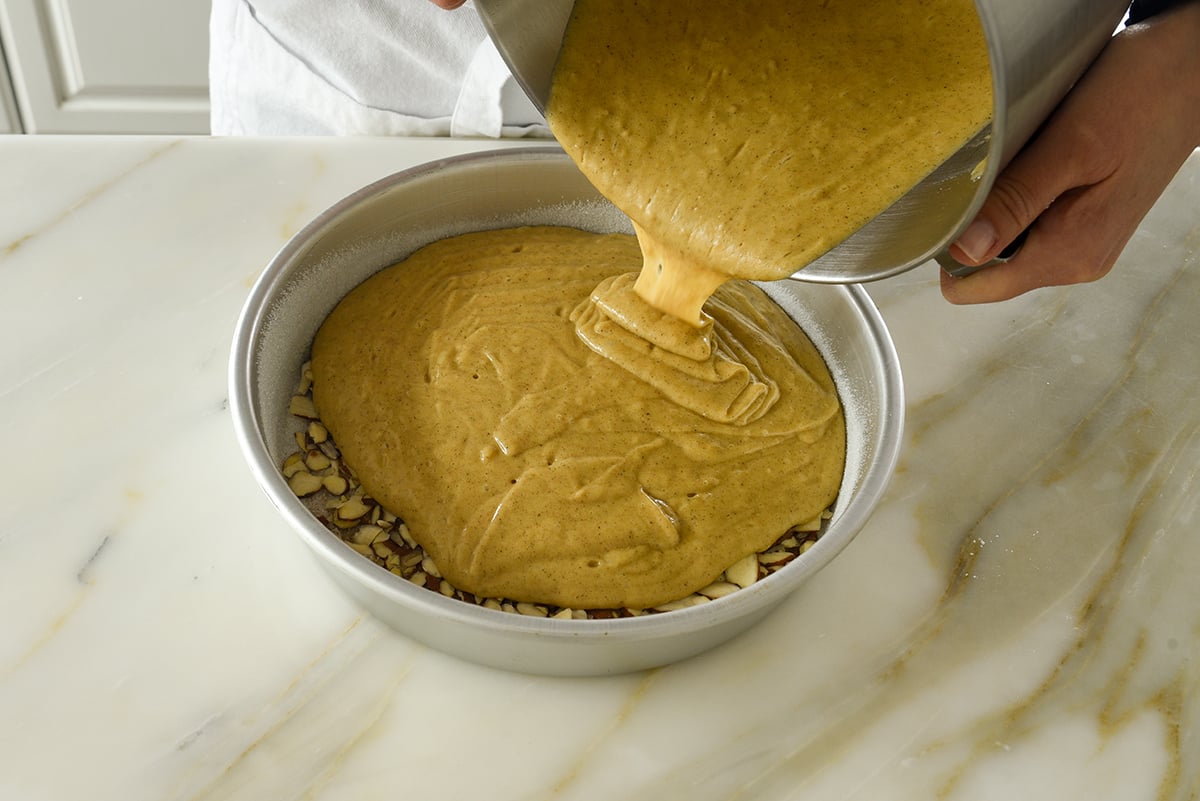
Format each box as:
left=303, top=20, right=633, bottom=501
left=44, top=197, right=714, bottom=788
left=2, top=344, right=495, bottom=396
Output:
left=209, top=0, right=551, bottom=137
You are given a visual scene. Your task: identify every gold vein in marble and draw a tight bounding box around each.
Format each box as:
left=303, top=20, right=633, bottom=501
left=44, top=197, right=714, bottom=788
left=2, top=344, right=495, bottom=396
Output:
left=926, top=269, right=1199, bottom=800
left=547, top=670, right=662, bottom=797
left=178, top=621, right=417, bottom=801
left=0, top=487, right=146, bottom=680
left=0, top=589, right=88, bottom=680
left=277, top=153, right=328, bottom=242
left=0, top=140, right=182, bottom=260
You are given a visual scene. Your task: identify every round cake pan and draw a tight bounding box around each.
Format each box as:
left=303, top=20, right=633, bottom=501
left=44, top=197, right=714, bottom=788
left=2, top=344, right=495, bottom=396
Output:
left=229, top=147, right=904, bottom=676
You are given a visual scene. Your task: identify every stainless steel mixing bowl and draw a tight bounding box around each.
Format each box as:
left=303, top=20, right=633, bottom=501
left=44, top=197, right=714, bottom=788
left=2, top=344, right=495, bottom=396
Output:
left=475, top=0, right=1131, bottom=282
left=229, top=148, right=904, bottom=676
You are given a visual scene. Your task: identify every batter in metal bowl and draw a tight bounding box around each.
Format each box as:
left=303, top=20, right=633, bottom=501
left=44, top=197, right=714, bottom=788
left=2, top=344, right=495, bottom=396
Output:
left=548, top=0, right=993, bottom=323
left=311, top=228, right=845, bottom=610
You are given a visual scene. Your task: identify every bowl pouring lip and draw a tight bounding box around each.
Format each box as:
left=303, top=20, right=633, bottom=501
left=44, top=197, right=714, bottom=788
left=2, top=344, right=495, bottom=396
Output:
left=229, top=146, right=905, bottom=641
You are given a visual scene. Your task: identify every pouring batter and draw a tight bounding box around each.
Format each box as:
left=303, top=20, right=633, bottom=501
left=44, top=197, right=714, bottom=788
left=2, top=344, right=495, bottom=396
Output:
left=309, top=0, right=993, bottom=609
left=548, top=0, right=993, bottom=323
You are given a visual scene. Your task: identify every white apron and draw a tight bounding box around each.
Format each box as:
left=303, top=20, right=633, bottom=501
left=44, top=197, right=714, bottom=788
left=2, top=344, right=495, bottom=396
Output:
left=209, top=0, right=550, bottom=137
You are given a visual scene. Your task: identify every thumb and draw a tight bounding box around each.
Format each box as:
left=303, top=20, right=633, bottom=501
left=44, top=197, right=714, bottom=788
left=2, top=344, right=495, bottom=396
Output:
left=948, top=132, right=1086, bottom=267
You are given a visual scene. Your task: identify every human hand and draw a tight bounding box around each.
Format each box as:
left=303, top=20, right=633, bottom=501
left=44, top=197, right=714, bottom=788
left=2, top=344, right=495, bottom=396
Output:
left=427, top=0, right=467, bottom=8
left=941, top=1, right=1200, bottom=304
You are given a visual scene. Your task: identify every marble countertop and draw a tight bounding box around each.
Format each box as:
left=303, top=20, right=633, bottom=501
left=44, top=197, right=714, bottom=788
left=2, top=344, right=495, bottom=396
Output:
left=1, top=136, right=1197, bottom=801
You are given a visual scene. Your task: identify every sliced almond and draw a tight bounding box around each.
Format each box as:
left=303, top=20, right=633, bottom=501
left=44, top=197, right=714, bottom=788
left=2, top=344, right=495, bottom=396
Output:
left=351, top=524, right=384, bottom=546
left=282, top=452, right=306, bottom=478
left=725, top=554, right=760, bottom=589
left=297, top=361, right=313, bottom=395
left=288, top=395, right=319, bottom=419
left=307, top=421, right=328, bottom=444
left=336, top=495, right=371, bottom=522
left=347, top=541, right=373, bottom=556
left=795, top=516, right=822, bottom=533
left=322, top=475, right=348, bottom=495
left=287, top=471, right=323, bottom=497
left=758, top=549, right=793, bottom=566
left=654, top=595, right=708, bottom=613
left=304, top=450, right=331, bottom=472
left=516, top=602, right=548, bottom=617
left=697, top=581, right=740, bottom=600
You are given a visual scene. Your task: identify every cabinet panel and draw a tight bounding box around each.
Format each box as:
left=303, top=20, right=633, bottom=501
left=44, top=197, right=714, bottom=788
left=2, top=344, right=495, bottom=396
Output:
left=0, top=0, right=209, bottom=133
left=0, top=36, right=19, bottom=131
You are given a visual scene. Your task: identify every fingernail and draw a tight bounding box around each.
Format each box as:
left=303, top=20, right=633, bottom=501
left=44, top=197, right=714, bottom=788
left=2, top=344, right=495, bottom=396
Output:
left=954, top=218, right=997, bottom=264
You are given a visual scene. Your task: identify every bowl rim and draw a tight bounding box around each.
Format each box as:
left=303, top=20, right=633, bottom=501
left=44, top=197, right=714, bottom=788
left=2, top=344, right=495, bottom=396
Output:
left=229, top=146, right=905, bottom=640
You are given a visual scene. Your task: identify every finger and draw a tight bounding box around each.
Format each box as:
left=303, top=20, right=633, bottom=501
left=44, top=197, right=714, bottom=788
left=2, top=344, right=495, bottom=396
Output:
left=941, top=183, right=1128, bottom=304
left=429, top=0, right=468, bottom=8
left=948, top=124, right=1105, bottom=267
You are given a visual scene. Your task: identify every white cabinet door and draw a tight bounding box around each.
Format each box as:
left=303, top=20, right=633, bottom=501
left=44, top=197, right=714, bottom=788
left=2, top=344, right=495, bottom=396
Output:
left=0, top=35, right=20, bottom=130
left=0, top=0, right=209, bottom=133
left=0, top=39, right=20, bottom=132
